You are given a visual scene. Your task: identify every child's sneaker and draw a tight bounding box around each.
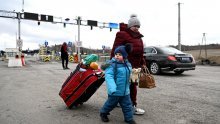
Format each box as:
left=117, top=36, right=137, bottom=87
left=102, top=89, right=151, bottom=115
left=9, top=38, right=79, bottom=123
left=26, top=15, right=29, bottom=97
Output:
left=100, top=113, right=109, bottom=122
left=134, top=106, right=145, bottom=115
left=125, top=119, right=137, bottom=124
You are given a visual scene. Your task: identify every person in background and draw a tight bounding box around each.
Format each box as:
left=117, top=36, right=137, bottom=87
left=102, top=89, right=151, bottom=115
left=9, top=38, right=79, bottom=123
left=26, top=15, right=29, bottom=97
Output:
left=100, top=44, right=136, bottom=124
left=110, top=14, right=146, bottom=115
left=61, top=42, right=69, bottom=69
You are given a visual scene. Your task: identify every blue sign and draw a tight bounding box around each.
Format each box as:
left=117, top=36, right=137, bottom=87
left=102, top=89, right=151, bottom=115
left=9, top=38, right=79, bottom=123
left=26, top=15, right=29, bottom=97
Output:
left=68, top=41, right=72, bottom=47
left=109, top=23, right=119, bottom=29
left=45, top=41, right=48, bottom=47
left=102, top=45, right=105, bottom=49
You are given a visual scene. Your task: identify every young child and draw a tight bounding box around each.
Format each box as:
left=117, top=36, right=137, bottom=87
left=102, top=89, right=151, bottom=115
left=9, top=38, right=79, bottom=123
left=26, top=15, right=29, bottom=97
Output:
left=100, top=44, right=136, bottom=124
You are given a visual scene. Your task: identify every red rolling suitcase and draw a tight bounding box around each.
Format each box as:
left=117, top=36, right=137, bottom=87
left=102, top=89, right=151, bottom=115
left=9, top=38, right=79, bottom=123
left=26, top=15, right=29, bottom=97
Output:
left=59, top=64, right=105, bottom=108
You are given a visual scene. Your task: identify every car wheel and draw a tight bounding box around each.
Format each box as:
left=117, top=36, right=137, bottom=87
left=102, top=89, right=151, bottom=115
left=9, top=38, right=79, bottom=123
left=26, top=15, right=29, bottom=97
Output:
left=174, top=70, right=184, bottom=75
left=150, top=62, right=160, bottom=75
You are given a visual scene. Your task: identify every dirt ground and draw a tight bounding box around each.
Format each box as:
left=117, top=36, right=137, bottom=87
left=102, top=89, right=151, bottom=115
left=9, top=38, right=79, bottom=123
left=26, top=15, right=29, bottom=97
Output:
left=184, top=49, right=220, bottom=64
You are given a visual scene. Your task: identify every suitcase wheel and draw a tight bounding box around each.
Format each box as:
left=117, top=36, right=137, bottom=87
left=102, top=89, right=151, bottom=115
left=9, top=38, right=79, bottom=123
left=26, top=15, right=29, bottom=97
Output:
left=72, top=102, right=83, bottom=108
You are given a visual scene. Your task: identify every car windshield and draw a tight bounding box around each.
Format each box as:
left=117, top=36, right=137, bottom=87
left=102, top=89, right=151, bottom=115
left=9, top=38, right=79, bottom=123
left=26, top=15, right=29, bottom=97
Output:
left=160, top=47, right=183, bottom=54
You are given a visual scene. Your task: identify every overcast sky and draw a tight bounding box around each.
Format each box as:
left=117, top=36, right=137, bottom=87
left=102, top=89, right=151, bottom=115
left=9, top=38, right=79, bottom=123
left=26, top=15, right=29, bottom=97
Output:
left=0, top=0, right=219, bottom=50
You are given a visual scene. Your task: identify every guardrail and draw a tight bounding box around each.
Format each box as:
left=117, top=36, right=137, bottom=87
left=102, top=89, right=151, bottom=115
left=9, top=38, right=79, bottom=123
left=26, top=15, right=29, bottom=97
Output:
left=19, top=54, right=111, bottom=63
left=99, top=56, right=110, bottom=62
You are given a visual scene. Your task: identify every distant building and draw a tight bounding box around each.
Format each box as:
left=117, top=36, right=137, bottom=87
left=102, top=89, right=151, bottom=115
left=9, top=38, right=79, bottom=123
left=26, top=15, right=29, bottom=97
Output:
left=5, top=48, right=19, bottom=59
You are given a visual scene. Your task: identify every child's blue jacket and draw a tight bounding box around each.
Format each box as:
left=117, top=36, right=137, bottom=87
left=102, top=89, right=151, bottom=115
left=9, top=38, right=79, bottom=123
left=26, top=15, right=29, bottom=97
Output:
left=104, top=58, right=132, bottom=96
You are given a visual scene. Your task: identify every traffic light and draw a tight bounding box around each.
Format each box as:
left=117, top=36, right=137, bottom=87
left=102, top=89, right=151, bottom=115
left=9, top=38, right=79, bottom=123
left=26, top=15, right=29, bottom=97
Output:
left=41, top=14, right=53, bottom=22
left=87, top=20, right=97, bottom=30
left=24, top=12, right=38, bottom=20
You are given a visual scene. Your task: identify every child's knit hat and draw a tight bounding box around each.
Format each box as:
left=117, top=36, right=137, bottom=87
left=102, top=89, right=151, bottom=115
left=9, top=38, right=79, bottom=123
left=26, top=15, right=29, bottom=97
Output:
left=114, top=44, right=132, bottom=59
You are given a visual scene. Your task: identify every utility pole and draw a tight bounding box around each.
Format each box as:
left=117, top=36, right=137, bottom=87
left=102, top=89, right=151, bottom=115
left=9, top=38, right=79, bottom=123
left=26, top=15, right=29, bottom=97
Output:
left=178, top=2, right=182, bottom=51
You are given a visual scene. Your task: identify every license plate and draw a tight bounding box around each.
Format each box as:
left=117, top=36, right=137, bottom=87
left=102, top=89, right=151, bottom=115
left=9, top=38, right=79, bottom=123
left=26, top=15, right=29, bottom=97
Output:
left=181, top=57, right=190, bottom=61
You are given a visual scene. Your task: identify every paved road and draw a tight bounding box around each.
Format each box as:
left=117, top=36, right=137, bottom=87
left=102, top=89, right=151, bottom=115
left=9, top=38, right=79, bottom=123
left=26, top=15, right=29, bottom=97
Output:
left=0, top=59, right=219, bottom=124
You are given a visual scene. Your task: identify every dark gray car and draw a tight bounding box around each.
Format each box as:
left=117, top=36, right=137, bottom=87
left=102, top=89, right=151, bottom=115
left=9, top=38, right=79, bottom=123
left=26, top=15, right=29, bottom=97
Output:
left=144, top=46, right=196, bottom=75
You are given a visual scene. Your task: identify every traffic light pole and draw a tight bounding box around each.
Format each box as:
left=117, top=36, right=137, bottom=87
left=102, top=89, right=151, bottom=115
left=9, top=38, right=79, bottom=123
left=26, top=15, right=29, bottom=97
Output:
left=77, top=16, right=81, bottom=62
left=18, top=12, right=21, bottom=51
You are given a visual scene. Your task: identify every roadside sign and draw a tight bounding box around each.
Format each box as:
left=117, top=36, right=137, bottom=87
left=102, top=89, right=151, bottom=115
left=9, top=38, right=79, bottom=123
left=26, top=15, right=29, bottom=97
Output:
left=76, top=41, right=82, bottom=47
left=68, top=41, right=72, bottom=47
left=45, top=41, right=48, bottom=47
left=16, top=39, right=23, bottom=48
left=102, top=45, right=105, bottom=49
